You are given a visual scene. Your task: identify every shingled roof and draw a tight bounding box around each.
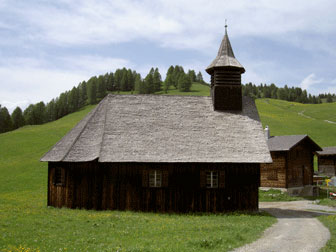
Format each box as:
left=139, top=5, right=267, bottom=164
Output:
left=316, top=146, right=336, bottom=156
left=206, top=27, right=245, bottom=74
left=41, top=94, right=271, bottom=163
left=267, top=135, right=321, bottom=152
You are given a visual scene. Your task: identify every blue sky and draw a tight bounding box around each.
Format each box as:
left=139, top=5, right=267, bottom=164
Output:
left=1, top=0, right=336, bottom=112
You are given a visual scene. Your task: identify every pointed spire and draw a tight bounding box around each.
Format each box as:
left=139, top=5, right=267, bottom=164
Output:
left=206, top=24, right=245, bottom=74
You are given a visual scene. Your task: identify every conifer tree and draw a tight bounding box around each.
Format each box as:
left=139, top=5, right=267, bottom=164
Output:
left=97, top=75, right=107, bottom=99
left=135, top=74, right=147, bottom=94
left=120, top=74, right=128, bottom=92
left=327, top=93, right=333, bottom=103
left=57, top=92, right=69, bottom=118
left=144, top=71, right=154, bottom=94
left=107, top=72, right=114, bottom=91
left=23, top=104, right=35, bottom=125
left=69, top=86, right=80, bottom=113
left=196, top=71, right=204, bottom=83
left=153, top=68, right=162, bottom=91
left=79, top=81, right=88, bottom=107
left=127, top=69, right=134, bottom=91
left=88, top=79, right=97, bottom=105
left=114, top=69, right=122, bottom=92
left=178, top=74, right=192, bottom=92
left=33, top=102, right=46, bottom=124
left=45, top=99, right=57, bottom=122
left=0, top=106, right=13, bottom=133
left=188, top=70, right=196, bottom=82
left=11, top=107, right=25, bottom=129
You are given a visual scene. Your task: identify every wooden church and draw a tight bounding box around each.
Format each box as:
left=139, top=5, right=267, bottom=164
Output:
left=41, top=27, right=271, bottom=212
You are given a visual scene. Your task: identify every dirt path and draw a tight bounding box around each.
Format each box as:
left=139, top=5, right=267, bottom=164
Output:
left=232, top=201, right=335, bottom=252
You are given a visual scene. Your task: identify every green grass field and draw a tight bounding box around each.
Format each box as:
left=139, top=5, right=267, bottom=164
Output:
left=0, top=87, right=275, bottom=252
left=256, top=98, right=336, bottom=147
left=1, top=82, right=336, bottom=251
left=111, top=82, right=211, bottom=97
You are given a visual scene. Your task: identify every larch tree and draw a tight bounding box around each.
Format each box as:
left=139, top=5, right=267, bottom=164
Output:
left=188, top=70, right=196, bottom=82
left=0, top=106, right=13, bottom=133
left=88, top=78, right=97, bottom=105
left=178, top=74, right=192, bottom=92
left=97, top=75, right=107, bottom=100
left=153, top=68, right=162, bottom=92
left=11, top=107, right=25, bottom=129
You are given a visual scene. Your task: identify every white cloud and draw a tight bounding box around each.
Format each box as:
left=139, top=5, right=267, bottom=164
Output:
left=1, top=0, right=336, bottom=107
left=3, top=0, right=335, bottom=52
left=1, top=100, right=31, bottom=114
left=300, top=73, right=323, bottom=91
left=0, top=55, right=131, bottom=108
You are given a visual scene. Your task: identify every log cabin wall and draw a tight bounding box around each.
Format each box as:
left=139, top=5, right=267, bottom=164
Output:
left=318, top=155, right=336, bottom=176
left=287, top=142, right=314, bottom=187
left=260, top=152, right=287, bottom=188
left=48, top=162, right=260, bottom=212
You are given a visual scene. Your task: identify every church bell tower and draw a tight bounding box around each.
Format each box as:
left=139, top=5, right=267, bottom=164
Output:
left=206, top=25, right=245, bottom=111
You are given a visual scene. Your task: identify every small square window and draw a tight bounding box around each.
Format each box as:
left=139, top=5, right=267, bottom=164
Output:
left=206, top=171, right=218, bottom=188
left=149, top=170, right=162, bottom=187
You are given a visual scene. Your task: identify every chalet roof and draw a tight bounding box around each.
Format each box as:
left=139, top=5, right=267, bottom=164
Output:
left=41, top=94, right=271, bottom=163
left=267, top=135, right=322, bottom=152
left=206, top=28, right=245, bottom=74
left=316, top=146, right=336, bottom=156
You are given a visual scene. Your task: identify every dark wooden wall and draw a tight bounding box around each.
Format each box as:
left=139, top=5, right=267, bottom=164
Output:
left=260, top=139, right=314, bottom=188
left=287, top=143, right=314, bottom=187
left=210, top=69, right=242, bottom=111
left=260, top=151, right=287, bottom=188
left=48, top=162, right=260, bottom=212
left=318, top=155, right=336, bottom=176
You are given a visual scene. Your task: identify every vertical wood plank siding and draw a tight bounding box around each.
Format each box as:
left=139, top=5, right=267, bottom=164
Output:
left=48, top=162, right=260, bottom=212
left=260, top=139, right=314, bottom=188
left=318, top=155, right=336, bottom=176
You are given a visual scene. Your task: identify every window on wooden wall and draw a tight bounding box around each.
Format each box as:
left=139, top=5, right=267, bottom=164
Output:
left=267, top=169, right=278, bottom=180
left=200, top=170, right=225, bottom=188
left=142, top=169, right=168, bottom=188
left=206, top=171, right=218, bottom=188
left=149, top=170, right=162, bottom=187
left=53, top=167, right=65, bottom=186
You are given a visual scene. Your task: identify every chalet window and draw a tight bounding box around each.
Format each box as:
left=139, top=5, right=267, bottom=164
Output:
left=149, top=170, right=162, bottom=187
left=267, top=169, right=278, bottom=180
left=53, top=167, right=65, bottom=186
left=206, top=171, right=218, bottom=188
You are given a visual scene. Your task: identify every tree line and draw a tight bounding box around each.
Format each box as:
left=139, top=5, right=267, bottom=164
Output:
left=243, top=83, right=335, bottom=104
left=0, top=66, right=205, bottom=134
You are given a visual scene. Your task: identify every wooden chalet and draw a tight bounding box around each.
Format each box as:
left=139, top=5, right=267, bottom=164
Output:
left=261, top=132, right=321, bottom=192
left=41, top=27, right=271, bottom=212
left=316, top=147, right=336, bottom=176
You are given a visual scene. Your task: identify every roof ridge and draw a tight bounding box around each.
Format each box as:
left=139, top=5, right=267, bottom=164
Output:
left=98, top=95, right=110, bottom=162
left=61, top=96, right=108, bottom=161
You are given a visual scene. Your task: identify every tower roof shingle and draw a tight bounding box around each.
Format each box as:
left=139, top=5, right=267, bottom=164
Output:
left=206, top=27, right=245, bottom=74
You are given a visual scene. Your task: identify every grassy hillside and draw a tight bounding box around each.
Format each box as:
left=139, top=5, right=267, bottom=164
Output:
left=1, top=82, right=336, bottom=251
left=112, top=82, right=211, bottom=96
left=256, top=99, right=336, bottom=147
left=0, top=91, right=274, bottom=252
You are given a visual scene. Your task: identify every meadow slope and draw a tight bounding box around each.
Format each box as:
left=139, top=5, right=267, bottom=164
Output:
left=0, top=87, right=275, bottom=252
left=256, top=98, right=336, bottom=147
left=1, top=83, right=336, bottom=251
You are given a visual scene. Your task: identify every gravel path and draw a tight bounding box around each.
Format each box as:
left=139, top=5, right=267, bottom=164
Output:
left=232, top=201, right=335, bottom=252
